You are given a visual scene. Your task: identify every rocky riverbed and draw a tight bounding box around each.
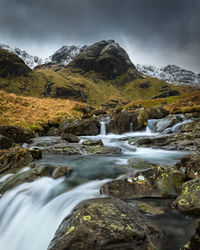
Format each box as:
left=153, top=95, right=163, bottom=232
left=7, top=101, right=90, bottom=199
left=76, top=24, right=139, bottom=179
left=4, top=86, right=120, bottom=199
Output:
left=0, top=108, right=200, bottom=250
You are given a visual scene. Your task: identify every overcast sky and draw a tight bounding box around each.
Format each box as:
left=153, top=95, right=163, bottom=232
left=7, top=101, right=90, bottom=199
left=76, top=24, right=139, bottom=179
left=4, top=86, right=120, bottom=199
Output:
left=0, top=0, right=200, bottom=72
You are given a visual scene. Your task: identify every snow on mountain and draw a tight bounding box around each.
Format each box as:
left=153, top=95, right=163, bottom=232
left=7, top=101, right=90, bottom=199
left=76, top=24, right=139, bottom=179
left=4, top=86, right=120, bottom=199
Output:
left=136, top=64, right=200, bottom=86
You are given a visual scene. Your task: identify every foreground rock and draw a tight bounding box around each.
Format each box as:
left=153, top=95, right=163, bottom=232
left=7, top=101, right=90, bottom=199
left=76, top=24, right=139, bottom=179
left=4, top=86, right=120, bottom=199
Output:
left=0, top=135, right=13, bottom=149
left=61, top=133, right=80, bottom=143
left=0, top=146, right=41, bottom=175
left=107, top=108, right=148, bottom=134
left=60, top=118, right=100, bottom=136
left=0, top=164, right=72, bottom=194
left=100, top=166, right=184, bottom=199
left=181, top=222, right=200, bottom=249
left=172, top=178, right=200, bottom=215
left=0, top=125, right=34, bottom=143
left=176, top=153, right=200, bottom=180
left=48, top=198, right=164, bottom=250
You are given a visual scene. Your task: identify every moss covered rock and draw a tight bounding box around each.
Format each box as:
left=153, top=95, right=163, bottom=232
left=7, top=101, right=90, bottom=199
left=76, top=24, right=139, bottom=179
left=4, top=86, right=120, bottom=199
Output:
left=181, top=221, right=200, bottom=250
left=0, top=135, right=13, bottom=150
left=48, top=198, right=164, bottom=250
left=172, top=179, right=200, bottom=215
left=100, top=166, right=185, bottom=199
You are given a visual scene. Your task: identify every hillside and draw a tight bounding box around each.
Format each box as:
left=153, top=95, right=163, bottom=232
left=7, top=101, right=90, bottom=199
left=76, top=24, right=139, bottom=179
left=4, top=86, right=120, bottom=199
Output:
left=0, top=40, right=199, bottom=107
left=0, top=90, right=83, bottom=131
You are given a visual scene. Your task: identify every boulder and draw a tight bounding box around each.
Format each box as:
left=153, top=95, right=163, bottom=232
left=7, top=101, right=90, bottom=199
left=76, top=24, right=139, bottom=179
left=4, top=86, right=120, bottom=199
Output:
left=176, top=153, right=200, bottom=180
left=0, top=125, right=34, bottom=143
left=29, top=136, right=65, bottom=147
left=181, top=222, right=200, bottom=250
left=43, top=144, right=81, bottom=155
left=69, top=40, right=141, bottom=82
left=48, top=198, right=164, bottom=250
left=127, top=158, right=156, bottom=170
left=61, top=133, right=80, bottom=143
left=147, top=106, right=169, bottom=119
left=181, top=119, right=200, bottom=134
left=0, top=146, right=35, bottom=175
left=172, top=179, right=200, bottom=215
left=154, top=115, right=181, bottom=132
left=0, top=135, right=13, bottom=149
left=82, top=139, right=103, bottom=146
left=137, top=203, right=164, bottom=215
left=107, top=108, right=148, bottom=134
left=100, top=166, right=184, bottom=199
left=60, top=118, right=100, bottom=136
left=46, top=127, right=60, bottom=136
left=82, top=145, right=122, bottom=155
left=152, top=90, right=180, bottom=99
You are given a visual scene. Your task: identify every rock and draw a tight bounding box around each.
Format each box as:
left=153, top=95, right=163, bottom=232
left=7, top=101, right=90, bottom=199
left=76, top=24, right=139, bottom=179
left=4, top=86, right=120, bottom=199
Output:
left=61, top=133, right=80, bottom=143
left=69, top=40, right=141, bottom=82
left=52, top=165, right=73, bottom=179
left=176, top=153, right=200, bottom=180
left=0, top=146, right=34, bottom=175
left=172, top=179, right=200, bottom=215
left=181, top=222, right=200, bottom=250
left=48, top=198, right=164, bottom=250
left=92, top=109, right=106, bottom=116
left=152, top=90, right=180, bottom=99
left=82, top=139, right=103, bottom=146
left=154, top=115, right=181, bottom=132
left=0, top=48, right=32, bottom=77
left=43, top=144, right=81, bottom=155
left=29, top=136, right=65, bottom=147
left=54, top=86, right=87, bottom=102
left=0, top=125, right=34, bottom=143
left=0, top=135, right=13, bottom=149
left=107, top=108, right=148, bottom=134
left=60, top=118, right=100, bottom=136
left=147, top=106, right=169, bottom=119
left=83, top=145, right=122, bottom=155
left=127, top=158, right=155, bottom=170
left=100, top=166, right=184, bottom=199
left=181, top=119, right=200, bottom=134
left=30, top=148, right=42, bottom=160
left=137, top=203, right=164, bottom=215
left=46, top=127, right=60, bottom=136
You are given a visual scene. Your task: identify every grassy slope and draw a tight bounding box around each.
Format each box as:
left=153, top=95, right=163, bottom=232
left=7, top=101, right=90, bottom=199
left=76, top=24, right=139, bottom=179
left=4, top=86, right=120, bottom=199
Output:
left=0, top=90, right=84, bottom=131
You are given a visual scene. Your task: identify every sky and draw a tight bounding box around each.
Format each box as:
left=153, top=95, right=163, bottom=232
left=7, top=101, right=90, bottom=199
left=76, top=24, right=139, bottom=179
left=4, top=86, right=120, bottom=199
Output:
left=0, top=0, right=200, bottom=72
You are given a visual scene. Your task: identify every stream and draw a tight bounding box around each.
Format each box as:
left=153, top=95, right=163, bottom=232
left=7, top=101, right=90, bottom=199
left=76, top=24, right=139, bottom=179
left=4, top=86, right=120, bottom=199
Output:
left=0, top=119, right=198, bottom=250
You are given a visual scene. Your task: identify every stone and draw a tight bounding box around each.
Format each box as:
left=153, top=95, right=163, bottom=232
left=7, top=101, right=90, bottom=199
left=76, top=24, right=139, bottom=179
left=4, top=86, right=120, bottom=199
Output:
left=61, top=133, right=80, bottom=143
left=82, top=139, right=103, bottom=146
left=48, top=198, right=164, bottom=250
left=154, top=115, right=181, bottom=132
left=172, top=179, right=200, bottom=215
left=100, top=166, right=185, bottom=199
left=52, top=165, right=73, bottom=179
left=82, top=145, right=122, bottom=155
left=147, top=106, right=169, bottom=119
left=0, top=125, right=34, bottom=143
left=46, top=127, right=60, bottom=136
left=107, top=108, right=148, bottom=134
left=60, top=118, right=100, bottom=136
left=0, top=135, right=13, bottom=149
left=137, top=203, right=165, bottom=215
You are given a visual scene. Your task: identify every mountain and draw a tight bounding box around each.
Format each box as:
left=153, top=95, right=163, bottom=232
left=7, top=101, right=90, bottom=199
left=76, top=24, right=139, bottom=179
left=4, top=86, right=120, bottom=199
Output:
left=136, top=64, right=200, bottom=87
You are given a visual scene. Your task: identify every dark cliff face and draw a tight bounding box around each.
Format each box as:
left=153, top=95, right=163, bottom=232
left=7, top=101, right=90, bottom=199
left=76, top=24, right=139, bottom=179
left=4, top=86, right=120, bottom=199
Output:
left=69, top=40, right=141, bottom=81
left=0, top=49, right=32, bottom=78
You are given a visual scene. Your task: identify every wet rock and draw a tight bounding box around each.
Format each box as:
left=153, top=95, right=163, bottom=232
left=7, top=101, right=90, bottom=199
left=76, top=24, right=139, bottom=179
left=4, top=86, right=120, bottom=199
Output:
left=52, top=165, right=73, bottom=179
left=154, top=115, right=181, bottom=132
left=29, top=136, right=65, bottom=147
left=181, top=119, right=200, bottom=134
left=100, top=166, right=185, bottom=199
left=46, top=127, right=60, bottom=136
left=83, top=145, right=122, bottom=155
left=0, top=125, right=34, bottom=143
left=0, top=135, right=13, bottom=149
left=43, top=144, right=81, bottom=155
left=127, top=158, right=156, bottom=170
left=61, top=133, right=80, bottom=143
left=82, top=139, right=103, bottom=146
left=107, top=108, right=148, bottom=134
left=0, top=146, right=34, bottom=175
left=176, top=153, right=200, bottom=180
left=60, top=118, right=100, bottom=136
left=48, top=198, right=164, bottom=250
left=181, top=222, right=200, bottom=250
left=172, top=179, right=200, bottom=215
left=30, top=148, right=42, bottom=160
left=147, top=106, right=169, bottom=119
left=137, top=203, right=165, bottom=215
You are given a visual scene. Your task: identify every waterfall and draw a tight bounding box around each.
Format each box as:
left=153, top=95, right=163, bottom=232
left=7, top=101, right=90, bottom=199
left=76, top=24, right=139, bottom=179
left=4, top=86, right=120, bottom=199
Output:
left=100, top=121, right=106, bottom=135
left=130, top=122, right=133, bottom=132
left=146, top=119, right=158, bottom=133
left=171, top=119, right=192, bottom=133
left=0, top=177, right=109, bottom=250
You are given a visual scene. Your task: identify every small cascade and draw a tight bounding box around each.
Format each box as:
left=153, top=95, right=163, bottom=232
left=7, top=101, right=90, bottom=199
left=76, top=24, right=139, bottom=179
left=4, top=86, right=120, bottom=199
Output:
left=100, top=121, right=106, bottom=135
left=45, top=82, right=53, bottom=97
left=171, top=119, right=193, bottom=133
left=130, top=122, right=133, bottom=132
left=146, top=119, right=158, bottom=133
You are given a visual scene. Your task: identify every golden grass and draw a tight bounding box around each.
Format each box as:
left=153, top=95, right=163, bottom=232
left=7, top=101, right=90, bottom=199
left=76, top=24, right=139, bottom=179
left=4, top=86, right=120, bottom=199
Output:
left=0, top=90, right=84, bottom=131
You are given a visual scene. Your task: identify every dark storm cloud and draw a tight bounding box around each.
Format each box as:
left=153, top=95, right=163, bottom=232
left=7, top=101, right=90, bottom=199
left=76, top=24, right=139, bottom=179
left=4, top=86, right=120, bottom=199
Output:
left=0, top=0, right=200, bottom=71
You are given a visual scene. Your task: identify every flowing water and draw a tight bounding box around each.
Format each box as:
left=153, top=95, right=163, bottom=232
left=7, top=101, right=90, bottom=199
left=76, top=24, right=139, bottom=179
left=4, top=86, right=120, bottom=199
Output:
left=0, top=119, right=197, bottom=250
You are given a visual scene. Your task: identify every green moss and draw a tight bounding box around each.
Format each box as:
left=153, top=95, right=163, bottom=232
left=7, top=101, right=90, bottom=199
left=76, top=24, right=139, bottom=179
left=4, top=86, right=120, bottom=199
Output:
left=82, top=215, right=91, bottom=221
left=66, top=226, right=75, bottom=235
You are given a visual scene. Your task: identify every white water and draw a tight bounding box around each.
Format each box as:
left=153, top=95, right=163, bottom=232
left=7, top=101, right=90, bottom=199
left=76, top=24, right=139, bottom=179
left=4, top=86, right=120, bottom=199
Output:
left=100, top=121, right=106, bottom=135
left=0, top=177, right=109, bottom=250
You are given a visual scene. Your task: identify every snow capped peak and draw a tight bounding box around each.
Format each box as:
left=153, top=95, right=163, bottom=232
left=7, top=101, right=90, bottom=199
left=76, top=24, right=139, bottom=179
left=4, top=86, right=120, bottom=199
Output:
left=136, top=64, right=200, bottom=86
